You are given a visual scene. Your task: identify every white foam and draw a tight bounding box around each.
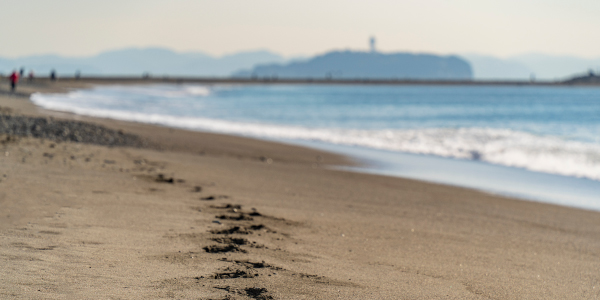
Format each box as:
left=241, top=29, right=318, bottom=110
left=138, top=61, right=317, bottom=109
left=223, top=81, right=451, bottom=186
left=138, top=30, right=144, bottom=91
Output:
left=90, top=84, right=212, bottom=98
left=183, top=86, right=212, bottom=96
left=30, top=90, right=600, bottom=182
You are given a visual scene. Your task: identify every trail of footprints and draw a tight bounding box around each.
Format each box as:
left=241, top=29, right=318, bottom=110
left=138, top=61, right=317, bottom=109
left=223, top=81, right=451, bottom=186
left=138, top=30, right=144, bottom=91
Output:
left=148, top=170, right=281, bottom=299
left=1, top=142, right=354, bottom=299
left=143, top=159, right=356, bottom=299
left=154, top=173, right=347, bottom=300
left=197, top=198, right=283, bottom=300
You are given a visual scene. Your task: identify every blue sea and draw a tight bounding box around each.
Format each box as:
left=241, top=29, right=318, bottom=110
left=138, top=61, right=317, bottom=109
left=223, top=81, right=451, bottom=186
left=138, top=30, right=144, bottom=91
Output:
left=31, top=84, right=600, bottom=211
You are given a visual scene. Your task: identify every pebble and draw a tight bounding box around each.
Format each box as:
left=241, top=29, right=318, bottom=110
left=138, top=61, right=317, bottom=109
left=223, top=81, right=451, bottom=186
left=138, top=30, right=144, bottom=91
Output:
left=0, top=114, right=147, bottom=148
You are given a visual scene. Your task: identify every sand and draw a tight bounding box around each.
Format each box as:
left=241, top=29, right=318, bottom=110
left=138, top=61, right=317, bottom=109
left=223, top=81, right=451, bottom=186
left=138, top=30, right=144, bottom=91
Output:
left=1, top=79, right=599, bottom=299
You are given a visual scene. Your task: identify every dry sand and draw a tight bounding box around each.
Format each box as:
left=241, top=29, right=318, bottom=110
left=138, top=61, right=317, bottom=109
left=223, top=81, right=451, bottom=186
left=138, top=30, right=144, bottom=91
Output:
left=1, top=79, right=599, bottom=299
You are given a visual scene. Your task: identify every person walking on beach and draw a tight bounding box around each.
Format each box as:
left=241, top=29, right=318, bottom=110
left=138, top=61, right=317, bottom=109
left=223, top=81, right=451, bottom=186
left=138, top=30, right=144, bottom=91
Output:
left=9, top=70, right=19, bottom=92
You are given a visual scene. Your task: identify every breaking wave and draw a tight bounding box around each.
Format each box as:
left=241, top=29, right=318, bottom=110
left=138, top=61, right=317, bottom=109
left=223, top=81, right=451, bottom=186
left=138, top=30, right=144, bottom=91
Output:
left=27, top=90, right=600, bottom=182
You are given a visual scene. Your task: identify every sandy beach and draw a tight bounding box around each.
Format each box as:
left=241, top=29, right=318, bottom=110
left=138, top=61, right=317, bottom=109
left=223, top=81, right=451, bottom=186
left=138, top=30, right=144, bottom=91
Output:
left=1, top=79, right=600, bottom=299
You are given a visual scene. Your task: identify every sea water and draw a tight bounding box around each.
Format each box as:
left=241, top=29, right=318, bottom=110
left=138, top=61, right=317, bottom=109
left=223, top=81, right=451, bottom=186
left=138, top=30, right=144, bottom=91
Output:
left=31, top=84, right=600, bottom=210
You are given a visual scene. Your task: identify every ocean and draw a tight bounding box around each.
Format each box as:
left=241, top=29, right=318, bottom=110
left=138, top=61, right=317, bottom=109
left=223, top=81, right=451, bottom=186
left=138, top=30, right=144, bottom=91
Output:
left=31, top=84, right=600, bottom=211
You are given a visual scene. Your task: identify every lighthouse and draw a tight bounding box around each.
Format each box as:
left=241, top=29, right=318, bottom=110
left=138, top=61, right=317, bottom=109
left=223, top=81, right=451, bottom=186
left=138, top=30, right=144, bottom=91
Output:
left=369, top=36, right=376, bottom=53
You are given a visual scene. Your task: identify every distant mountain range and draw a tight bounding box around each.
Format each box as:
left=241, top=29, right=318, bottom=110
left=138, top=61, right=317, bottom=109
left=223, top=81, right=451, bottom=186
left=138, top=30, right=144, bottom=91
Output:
left=1, top=47, right=598, bottom=80
left=0, top=48, right=286, bottom=77
left=461, top=53, right=600, bottom=80
left=234, top=51, right=473, bottom=80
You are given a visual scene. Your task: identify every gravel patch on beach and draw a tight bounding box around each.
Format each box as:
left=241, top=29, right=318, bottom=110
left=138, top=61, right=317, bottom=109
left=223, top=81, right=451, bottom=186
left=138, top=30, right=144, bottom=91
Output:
left=0, top=114, right=148, bottom=147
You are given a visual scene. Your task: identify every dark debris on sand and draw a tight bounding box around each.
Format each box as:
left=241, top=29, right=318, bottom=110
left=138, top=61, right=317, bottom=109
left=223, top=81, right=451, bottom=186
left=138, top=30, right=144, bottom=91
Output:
left=214, top=286, right=274, bottom=300
left=210, top=226, right=252, bottom=235
left=155, top=174, right=175, bottom=183
left=0, top=114, right=147, bottom=147
left=245, top=287, right=273, bottom=300
left=203, top=244, right=247, bottom=253
left=211, top=237, right=249, bottom=245
left=215, top=214, right=254, bottom=221
left=213, top=268, right=256, bottom=279
left=200, top=195, right=230, bottom=201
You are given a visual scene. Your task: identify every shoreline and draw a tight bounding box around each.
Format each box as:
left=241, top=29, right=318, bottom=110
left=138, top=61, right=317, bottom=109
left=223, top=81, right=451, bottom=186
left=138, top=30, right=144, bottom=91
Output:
left=4, top=73, right=600, bottom=86
left=298, top=140, right=600, bottom=212
left=27, top=81, right=600, bottom=212
left=2, top=80, right=600, bottom=298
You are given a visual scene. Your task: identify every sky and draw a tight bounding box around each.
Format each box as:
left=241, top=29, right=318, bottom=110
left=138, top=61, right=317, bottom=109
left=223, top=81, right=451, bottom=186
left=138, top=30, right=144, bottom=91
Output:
left=2, top=0, right=600, bottom=58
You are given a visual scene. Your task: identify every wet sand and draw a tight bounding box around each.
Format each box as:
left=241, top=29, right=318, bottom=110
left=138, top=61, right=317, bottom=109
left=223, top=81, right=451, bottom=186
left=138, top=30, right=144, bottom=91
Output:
left=1, top=80, right=599, bottom=299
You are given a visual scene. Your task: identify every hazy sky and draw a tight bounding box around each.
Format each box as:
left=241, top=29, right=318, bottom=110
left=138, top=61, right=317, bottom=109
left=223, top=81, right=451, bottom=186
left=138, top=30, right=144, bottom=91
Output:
left=3, top=0, right=599, bottom=58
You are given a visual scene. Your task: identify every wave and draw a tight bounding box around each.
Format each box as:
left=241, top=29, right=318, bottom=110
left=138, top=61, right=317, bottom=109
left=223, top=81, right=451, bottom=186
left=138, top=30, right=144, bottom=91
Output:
left=28, top=92, right=600, bottom=181
left=85, top=84, right=212, bottom=98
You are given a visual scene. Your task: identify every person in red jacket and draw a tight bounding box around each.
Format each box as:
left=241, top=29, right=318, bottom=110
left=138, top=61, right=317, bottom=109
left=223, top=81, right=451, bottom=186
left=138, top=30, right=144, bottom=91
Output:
left=9, top=70, right=19, bottom=92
